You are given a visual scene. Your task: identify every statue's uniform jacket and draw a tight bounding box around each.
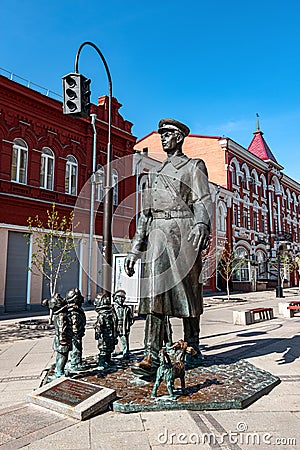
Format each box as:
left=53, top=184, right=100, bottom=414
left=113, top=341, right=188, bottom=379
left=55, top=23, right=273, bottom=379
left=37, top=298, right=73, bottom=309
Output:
left=94, top=306, right=118, bottom=352
left=68, top=306, right=86, bottom=338
left=130, top=153, right=212, bottom=318
left=114, top=304, right=134, bottom=336
left=53, top=311, right=72, bottom=353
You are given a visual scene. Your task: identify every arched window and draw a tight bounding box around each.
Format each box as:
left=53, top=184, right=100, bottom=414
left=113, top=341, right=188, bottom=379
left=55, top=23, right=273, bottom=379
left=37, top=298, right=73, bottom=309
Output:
left=260, top=174, right=267, bottom=198
left=65, top=155, right=78, bottom=195
left=273, top=206, right=279, bottom=233
left=242, top=209, right=248, bottom=228
left=217, top=202, right=227, bottom=232
left=95, top=165, right=104, bottom=202
left=40, top=148, right=54, bottom=190
left=241, top=164, right=250, bottom=190
left=256, top=250, right=267, bottom=279
left=11, top=138, right=28, bottom=184
left=230, top=158, right=240, bottom=186
left=231, top=165, right=237, bottom=185
left=233, top=247, right=249, bottom=281
left=112, top=169, right=118, bottom=205
left=242, top=196, right=250, bottom=228
left=251, top=169, right=259, bottom=195
left=233, top=204, right=238, bottom=226
left=233, top=193, right=240, bottom=226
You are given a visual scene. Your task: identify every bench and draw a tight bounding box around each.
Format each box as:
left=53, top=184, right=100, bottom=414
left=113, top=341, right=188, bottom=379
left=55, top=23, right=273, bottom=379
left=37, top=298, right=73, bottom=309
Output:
left=249, top=307, right=274, bottom=322
left=278, top=301, right=300, bottom=318
left=233, top=307, right=274, bottom=325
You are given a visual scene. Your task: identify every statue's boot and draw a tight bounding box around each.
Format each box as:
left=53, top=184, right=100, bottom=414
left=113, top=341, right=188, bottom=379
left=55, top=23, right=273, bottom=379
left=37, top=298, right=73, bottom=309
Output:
left=131, top=354, right=158, bottom=377
left=183, top=317, right=205, bottom=367
left=131, top=313, right=164, bottom=377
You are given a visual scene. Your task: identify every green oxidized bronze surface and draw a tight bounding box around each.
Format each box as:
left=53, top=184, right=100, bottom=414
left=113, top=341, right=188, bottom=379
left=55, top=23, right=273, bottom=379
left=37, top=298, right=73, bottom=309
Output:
left=44, top=355, right=280, bottom=413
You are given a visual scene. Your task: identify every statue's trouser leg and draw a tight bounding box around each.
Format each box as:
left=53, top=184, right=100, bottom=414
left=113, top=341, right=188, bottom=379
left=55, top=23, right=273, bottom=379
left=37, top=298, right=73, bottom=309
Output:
left=144, top=313, right=165, bottom=366
left=55, top=351, right=68, bottom=377
left=70, top=338, right=82, bottom=368
left=163, top=316, right=173, bottom=349
left=183, top=316, right=201, bottom=353
left=120, top=335, right=129, bottom=356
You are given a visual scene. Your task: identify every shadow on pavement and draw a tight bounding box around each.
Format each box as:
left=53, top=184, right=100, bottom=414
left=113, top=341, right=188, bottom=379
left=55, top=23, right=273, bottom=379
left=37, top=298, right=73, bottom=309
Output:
left=204, top=333, right=300, bottom=365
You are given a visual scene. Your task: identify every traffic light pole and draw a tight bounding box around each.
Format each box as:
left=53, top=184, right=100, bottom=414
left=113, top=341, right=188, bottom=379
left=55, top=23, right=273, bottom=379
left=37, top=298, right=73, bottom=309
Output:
left=87, top=113, right=97, bottom=304
left=74, top=41, right=113, bottom=298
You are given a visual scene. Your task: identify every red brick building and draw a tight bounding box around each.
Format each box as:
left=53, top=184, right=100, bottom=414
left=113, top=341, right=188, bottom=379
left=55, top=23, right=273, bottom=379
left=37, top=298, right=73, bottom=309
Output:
left=0, top=73, right=137, bottom=313
left=135, top=120, right=300, bottom=293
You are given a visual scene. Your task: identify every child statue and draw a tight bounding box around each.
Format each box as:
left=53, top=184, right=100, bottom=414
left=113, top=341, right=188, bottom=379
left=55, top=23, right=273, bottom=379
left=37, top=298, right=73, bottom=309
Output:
left=113, top=290, right=134, bottom=359
left=42, top=294, right=72, bottom=378
left=94, top=293, right=118, bottom=369
left=65, top=287, right=86, bottom=371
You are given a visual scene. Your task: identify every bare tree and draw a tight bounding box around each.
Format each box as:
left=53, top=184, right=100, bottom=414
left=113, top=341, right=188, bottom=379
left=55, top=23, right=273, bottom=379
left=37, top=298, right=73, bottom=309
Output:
left=294, top=254, right=300, bottom=291
left=217, top=244, right=247, bottom=301
left=270, top=252, right=294, bottom=290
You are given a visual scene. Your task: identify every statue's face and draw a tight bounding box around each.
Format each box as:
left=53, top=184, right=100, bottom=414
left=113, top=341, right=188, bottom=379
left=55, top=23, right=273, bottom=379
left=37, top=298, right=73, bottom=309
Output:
left=115, top=295, right=125, bottom=305
left=160, top=130, right=182, bottom=153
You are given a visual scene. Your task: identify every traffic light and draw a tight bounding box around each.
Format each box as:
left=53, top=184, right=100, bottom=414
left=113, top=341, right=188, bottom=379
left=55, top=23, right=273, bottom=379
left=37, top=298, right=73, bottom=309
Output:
left=62, top=73, right=91, bottom=118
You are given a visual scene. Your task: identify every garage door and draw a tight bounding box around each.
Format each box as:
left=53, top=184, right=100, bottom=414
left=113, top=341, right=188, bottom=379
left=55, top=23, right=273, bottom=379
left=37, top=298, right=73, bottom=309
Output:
left=5, top=231, right=29, bottom=312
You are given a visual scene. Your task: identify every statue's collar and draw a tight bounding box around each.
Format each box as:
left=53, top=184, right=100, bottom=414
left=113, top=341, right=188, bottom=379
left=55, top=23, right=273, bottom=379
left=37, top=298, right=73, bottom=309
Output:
left=158, top=153, right=189, bottom=171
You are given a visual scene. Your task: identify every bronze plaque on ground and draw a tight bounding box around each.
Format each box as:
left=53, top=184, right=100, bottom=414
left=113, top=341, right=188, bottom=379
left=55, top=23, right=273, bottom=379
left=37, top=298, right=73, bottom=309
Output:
left=28, top=377, right=116, bottom=420
left=39, top=379, right=101, bottom=406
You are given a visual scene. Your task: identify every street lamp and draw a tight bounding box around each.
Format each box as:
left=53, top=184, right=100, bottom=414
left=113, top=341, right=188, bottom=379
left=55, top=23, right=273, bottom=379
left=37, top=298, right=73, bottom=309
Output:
left=63, top=41, right=113, bottom=300
left=276, top=243, right=284, bottom=298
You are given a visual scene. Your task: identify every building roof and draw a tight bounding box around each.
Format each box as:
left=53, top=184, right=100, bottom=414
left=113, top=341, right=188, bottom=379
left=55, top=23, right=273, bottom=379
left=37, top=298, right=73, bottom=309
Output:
left=248, top=117, right=278, bottom=164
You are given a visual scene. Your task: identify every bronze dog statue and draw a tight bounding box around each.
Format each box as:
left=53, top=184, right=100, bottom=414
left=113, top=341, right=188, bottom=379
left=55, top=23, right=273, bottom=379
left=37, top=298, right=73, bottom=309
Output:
left=151, top=340, right=197, bottom=399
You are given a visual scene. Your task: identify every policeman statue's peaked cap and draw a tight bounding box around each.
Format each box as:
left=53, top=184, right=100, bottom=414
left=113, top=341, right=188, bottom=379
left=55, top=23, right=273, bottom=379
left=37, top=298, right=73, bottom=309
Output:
left=158, top=118, right=190, bottom=137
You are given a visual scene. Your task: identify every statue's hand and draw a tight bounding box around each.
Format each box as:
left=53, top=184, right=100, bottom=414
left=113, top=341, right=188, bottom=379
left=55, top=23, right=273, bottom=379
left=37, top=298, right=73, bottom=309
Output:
left=124, top=253, right=137, bottom=277
left=188, top=223, right=210, bottom=252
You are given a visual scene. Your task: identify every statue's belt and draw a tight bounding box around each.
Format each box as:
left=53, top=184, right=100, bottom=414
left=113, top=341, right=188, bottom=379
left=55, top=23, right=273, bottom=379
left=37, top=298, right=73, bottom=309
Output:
left=152, top=210, right=193, bottom=220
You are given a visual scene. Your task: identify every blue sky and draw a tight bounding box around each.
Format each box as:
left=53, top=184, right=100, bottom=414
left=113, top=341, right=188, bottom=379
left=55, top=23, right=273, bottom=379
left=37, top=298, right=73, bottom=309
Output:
left=1, top=0, right=300, bottom=181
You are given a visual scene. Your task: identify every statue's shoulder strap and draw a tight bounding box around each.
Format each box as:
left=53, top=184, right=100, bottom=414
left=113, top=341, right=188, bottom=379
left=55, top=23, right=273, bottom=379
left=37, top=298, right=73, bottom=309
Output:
left=189, top=157, right=208, bottom=177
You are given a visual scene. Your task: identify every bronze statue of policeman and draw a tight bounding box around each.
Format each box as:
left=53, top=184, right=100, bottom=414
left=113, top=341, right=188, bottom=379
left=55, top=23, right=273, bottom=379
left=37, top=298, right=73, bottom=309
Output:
left=125, top=118, right=213, bottom=376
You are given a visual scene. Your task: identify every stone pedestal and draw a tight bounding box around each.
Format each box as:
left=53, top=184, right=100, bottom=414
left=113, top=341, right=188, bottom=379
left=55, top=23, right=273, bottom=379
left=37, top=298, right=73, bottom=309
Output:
left=28, top=377, right=116, bottom=420
left=278, top=302, right=293, bottom=318
left=233, top=310, right=253, bottom=325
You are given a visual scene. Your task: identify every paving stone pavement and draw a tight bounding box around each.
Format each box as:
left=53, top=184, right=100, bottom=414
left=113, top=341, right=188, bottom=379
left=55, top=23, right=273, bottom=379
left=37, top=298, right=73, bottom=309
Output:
left=0, top=289, right=300, bottom=449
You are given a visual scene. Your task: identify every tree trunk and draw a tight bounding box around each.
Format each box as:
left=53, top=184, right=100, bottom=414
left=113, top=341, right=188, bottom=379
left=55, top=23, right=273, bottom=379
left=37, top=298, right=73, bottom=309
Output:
left=226, top=278, right=230, bottom=301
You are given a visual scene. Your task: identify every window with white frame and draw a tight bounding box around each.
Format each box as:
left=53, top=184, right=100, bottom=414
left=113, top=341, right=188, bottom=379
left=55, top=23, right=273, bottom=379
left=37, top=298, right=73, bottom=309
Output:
left=260, top=175, right=267, bottom=198
left=253, top=211, right=259, bottom=231
left=112, top=169, right=118, bottom=205
left=251, top=170, right=259, bottom=195
left=273, top=206, right=279, bottom=233
left=217, top=202, right=227, bottom=232
left=256, top=250, right=267, bottom=279
left=261, top=205, right=268, bottom=233
left=95, top=165, right=104, bottom=202
left=233, top=202, right=239, bottom=226
left=65, top=155, right=78, bottom=195
left=241, top=164, right=250, bottom=190
left=233, top=247, right=249, bottom=281
left=40, top=148, right=54, bottom=190
left=11, top=138, right=28, bottom=184
left=231, top=165, right=237, bottom=185
left=242, top=208, right=248, bottom=228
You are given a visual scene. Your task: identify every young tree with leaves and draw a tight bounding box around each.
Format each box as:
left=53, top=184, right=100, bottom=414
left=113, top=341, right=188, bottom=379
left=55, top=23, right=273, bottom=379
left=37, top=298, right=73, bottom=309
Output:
left=26, top=203, right=78, bottom=300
